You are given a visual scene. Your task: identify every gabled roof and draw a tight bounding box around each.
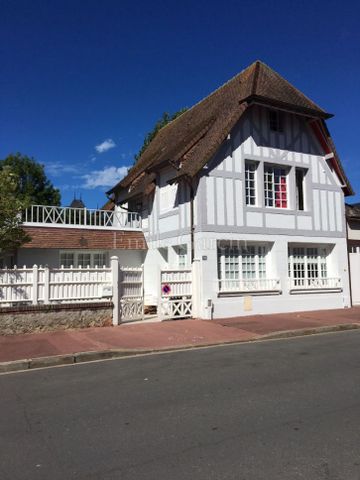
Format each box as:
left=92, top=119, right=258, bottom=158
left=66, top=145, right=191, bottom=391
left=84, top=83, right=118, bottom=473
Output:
left=108, top=60, right=353, bottom=198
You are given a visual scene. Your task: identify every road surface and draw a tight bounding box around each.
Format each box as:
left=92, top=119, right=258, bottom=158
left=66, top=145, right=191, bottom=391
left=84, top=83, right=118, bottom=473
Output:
left=1, top=330, right=360, bottom=479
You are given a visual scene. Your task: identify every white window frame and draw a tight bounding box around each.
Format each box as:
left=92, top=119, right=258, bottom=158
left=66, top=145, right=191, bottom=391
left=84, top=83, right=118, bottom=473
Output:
left=264, top=164, right=289, bottom=209
left=59, top=251, right=108, bottom=268
left=288, top=245, right=340, bottom=291
left=217, top=243, right=280, bottom=293
left=245, top=161, right=258, bottom=206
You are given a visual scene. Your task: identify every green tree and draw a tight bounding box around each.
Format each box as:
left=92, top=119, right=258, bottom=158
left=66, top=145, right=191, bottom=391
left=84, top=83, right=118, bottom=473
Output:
left=134, top=109, right=188, bottom=162
left=0, top=167, right=30, bottom=253
left=0, top=153, right=61, bottom=205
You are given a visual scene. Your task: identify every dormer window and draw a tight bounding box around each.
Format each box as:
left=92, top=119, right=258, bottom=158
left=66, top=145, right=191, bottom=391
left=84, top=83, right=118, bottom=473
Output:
left=269, top=110, right=283, bottom=132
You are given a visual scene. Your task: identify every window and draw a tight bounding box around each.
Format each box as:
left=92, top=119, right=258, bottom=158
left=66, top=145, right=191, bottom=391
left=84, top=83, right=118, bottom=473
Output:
left=245, top=161, right=258, bottom=206
left=60, top=252, right=75, bottom=268
left=288, top=246, right=328, bottom=287
left=218, top=244, right=268, bottom=287
left=77, top=253, right=91, bottom=268
left=159, top=170, right=178, bottom=214
left=296, top=168, right=306, bottom=211
left=59, top=251, right=108, bottom=268
left=177, top=245, right=188, bottom=268
left=269, top=110, right=283, bottom=132
left=93, top=252, right=107, bottom=267
left=264, top=164, right=288, bottom=208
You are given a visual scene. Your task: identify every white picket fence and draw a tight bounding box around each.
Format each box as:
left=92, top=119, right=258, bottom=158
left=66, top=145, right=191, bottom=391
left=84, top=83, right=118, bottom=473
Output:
left=0, top=265, right=112, bottom=306
left=0, top=257, right=144, bottom=323
left=159, top=268, right=193, bottom=319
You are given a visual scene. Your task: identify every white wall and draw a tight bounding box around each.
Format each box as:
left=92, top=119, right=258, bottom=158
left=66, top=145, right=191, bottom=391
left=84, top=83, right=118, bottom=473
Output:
left=350, top=253, right=360, bottom=305
left=17, top=248, right=144, bottom=269
left=198, top=105, right=346, bottom=237
left=194, top=231, right=351, bottom=319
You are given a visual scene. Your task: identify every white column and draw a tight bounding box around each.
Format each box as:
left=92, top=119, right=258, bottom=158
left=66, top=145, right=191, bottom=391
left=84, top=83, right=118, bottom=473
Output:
left=111, top=256, right=120, bottom=325
left=32, top=264, right=38, bottom=305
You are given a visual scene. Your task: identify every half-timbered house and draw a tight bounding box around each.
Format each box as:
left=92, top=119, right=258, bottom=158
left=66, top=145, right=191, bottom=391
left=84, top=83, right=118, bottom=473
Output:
left=108, top=60, right=353, bottom=319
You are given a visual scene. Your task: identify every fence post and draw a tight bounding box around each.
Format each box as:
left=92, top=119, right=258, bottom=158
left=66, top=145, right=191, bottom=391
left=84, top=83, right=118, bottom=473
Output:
left=44, top=266, right=50, bottom=304
left=32, top=264, right=38, bottom=305
left=158, top=267, right=164, bottom=320
left=111, top=256, right=120, bottom=325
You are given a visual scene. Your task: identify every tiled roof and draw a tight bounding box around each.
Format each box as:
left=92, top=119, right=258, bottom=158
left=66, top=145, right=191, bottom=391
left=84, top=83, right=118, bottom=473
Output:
left=346, top=203, right=360, bottom=219
left=109, top=60, right=352, bottom=198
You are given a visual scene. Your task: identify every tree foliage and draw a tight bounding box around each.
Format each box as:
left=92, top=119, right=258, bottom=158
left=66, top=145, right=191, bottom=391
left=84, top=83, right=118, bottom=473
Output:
left=0, top=167, right=30, bottom=253
left=134, top=109, right=188, bottom=163
left=0, top=153, right=61, bottom=206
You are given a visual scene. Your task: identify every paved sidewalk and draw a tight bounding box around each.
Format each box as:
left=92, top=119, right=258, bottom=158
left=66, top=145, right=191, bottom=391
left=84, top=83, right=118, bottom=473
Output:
left=0, top=307, right=359, bottom=365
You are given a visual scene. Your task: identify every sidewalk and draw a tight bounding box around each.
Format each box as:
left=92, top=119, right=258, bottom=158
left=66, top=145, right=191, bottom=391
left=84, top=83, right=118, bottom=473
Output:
left=0, top=307, right=359, bottom=369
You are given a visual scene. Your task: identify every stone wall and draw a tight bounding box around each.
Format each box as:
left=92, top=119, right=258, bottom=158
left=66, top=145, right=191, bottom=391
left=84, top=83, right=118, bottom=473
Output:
left=0, top=302, right=113, bottom=335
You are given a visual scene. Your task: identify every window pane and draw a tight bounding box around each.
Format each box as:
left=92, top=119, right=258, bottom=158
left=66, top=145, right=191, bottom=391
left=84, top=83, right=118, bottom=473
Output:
left=60, top=252, right=74, bottom=268
left=78, top=253, right=91, bottom=267
left=245, top=161, right=257, bottom=206
left=264, top=165, right=288, bottom=208
left=93, top=253, right=107, bottom=267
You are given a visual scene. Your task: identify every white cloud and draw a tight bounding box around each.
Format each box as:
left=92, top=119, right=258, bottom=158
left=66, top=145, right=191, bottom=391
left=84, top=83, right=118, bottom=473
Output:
left=81, top=166, right=130, bottom=189
left=45, top=162, right=80, bottom=177
left=95, top=138, right=116, bottom=153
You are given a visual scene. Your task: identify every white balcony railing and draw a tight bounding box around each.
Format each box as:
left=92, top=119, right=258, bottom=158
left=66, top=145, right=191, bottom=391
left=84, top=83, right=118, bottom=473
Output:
left=289, top=277, right=342, bottom=291
left=22, top=205, right=142, bottom=230
left=219, top=278, right=281, bottom=293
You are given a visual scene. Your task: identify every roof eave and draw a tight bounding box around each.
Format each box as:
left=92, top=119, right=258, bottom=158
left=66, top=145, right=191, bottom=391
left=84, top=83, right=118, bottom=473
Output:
left=246, top=94, right=333, bottom=119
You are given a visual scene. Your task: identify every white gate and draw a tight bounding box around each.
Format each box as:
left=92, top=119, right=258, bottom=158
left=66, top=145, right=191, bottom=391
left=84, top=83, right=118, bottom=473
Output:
left=119, top=266, right=144, bottom=322
left=159, top=268, right=192, bottom=320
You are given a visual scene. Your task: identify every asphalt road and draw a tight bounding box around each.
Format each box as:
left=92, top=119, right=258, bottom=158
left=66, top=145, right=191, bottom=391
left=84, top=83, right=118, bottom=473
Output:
left=1, top=331, right=360, bottom=480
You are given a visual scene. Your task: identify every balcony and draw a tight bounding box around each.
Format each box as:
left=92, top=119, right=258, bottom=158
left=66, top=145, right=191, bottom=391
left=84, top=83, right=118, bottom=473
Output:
left=289, top=277, right=342, bottom=293
left=22, top=205, right=142, bottom=231
left=219, top=278, right=281, bottom=294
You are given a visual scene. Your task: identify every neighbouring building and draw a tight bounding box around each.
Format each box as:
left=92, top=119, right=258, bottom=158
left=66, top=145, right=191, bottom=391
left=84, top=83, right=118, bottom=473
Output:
left=346, top=203, right=360, bottom=305
left=107, top=60, right=353, bottom=319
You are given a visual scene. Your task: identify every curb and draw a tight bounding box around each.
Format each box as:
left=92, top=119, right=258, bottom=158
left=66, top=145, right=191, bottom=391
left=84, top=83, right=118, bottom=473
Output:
left=1, top=323, right=359, bottom=374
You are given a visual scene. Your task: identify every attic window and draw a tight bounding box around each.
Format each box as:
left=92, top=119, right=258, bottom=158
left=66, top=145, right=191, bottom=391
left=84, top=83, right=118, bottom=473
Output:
left=269, top=110, right=283, bottom=132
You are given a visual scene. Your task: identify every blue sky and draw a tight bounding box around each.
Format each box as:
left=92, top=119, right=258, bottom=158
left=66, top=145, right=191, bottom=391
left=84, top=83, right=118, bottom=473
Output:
left=1, top=0, right=359, bottom=207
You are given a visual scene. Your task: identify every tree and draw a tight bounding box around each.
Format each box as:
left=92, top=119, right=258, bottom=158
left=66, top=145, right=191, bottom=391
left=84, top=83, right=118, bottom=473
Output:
left=0, top=153, right=61, bottom=206
left=134, top=109, right=188, bottom=163
left=0, top=167, right=30, bottom=253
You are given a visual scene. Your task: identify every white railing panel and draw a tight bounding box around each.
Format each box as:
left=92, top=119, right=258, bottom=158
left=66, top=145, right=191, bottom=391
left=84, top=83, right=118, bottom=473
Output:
left=22, top=205, right=142, bottom=230
left=0, top=267, right=34, bottom=304
left=289, top=277, right=342, bottom=291
left=161, top=268, right=192, bottom=297
left=219, top=278, right=281, bottom=293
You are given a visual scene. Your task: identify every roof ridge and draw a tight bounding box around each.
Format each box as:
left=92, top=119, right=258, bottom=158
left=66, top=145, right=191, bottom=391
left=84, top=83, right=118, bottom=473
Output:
left=256, top=60, right=326, bottom=113
left=157, top=61, right=258, bottom=134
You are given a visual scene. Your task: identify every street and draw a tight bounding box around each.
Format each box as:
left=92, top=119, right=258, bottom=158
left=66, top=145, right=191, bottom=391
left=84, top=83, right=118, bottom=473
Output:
left=1, top=331, right=360, bottom=479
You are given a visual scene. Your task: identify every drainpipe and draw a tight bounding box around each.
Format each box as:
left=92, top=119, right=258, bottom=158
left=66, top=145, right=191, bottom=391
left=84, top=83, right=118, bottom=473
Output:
left=189, top=182, right=195, bottom=263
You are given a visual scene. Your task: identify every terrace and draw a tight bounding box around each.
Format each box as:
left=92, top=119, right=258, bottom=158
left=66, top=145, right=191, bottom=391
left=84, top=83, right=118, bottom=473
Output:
left=22, top=205, right=142, bottom=231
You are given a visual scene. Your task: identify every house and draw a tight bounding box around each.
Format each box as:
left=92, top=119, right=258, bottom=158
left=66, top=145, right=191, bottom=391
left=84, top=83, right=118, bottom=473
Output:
left=346, top=203, right=360, bottom=305
left=107, top=60, right=353, bottom=319
left=12, top=201, right=146, bottom=269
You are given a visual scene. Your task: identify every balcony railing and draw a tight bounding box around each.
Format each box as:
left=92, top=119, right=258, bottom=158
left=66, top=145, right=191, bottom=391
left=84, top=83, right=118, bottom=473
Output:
left=219, top=278, right=281, bottom=293
left=289, top=277, right=342, bottom=291
left=22, top=205, right=142, bottom=230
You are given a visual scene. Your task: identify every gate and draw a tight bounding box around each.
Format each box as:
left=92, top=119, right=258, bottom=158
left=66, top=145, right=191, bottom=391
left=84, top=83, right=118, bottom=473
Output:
left=159, top=268, right=192, bottom=320
left=119, top=266, right=144, bottom=322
